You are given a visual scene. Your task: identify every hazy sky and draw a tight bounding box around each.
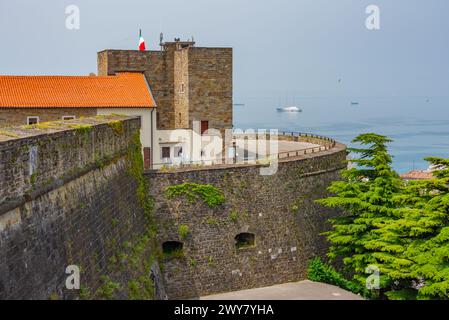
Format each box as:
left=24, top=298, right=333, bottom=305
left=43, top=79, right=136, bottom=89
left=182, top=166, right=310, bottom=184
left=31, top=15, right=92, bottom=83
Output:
left=1, top=0, right=448, bottom=99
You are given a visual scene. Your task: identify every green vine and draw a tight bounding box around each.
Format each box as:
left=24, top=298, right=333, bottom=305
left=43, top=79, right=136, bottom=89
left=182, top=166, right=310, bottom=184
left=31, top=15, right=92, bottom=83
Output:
left=127, top=132, right=155, bottom=225
left=165, top=182, right=225, bottom=208
left=83, top=131, right=158, bottom=300
left=108, top=120, right=124, bottom=136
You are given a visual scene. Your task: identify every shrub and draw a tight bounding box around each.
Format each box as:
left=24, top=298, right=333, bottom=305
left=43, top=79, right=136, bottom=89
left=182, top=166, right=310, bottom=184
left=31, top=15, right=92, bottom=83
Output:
left=178, top=225, right=190, bottom=239
left=307, top=257, right=367, bottom=296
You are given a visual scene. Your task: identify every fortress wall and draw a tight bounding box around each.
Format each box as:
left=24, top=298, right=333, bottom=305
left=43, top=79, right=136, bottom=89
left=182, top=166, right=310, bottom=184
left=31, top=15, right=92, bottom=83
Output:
left=187, top=47, right=233, bottom=131
left=98, top=46, right=233, bottom=133
left=0, top=117, right=157, bottom=299
left=0, top=113, right=347, bottom=300
left=146, top=144, right=347, bottom=299
left=98, top=50, right=175, bottom=129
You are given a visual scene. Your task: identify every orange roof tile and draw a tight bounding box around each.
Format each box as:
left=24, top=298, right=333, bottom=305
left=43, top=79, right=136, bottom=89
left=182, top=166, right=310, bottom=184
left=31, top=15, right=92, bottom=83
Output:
left=0, top=73, right=156, bottom=108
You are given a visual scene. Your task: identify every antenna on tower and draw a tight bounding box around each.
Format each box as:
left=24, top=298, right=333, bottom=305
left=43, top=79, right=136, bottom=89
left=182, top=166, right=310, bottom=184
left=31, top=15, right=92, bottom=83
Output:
left=159, top=32, right=164, bottom=50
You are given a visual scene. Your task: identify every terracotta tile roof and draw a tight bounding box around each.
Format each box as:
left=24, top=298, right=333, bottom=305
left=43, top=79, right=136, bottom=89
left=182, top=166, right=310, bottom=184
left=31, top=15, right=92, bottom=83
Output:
left=0, top=72, right=155, bottom=108
left=400, top=170, right=434, bottom=180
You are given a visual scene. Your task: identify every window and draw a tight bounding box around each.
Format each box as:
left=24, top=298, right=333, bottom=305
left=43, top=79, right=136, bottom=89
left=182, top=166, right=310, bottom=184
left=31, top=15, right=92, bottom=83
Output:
left=62, top=116, right=76, bottom=120
left=162, top=241, right=184, bottom=258
left=27, top=116, right=39, bottom=125
left=174, top=146, right=183, bottom=158
left=162, top=241, right=183, bottom=254
left=161, top=146, right=170, bottom=159
left=179, top=113, right=182, bottom=125
left=180, top=83, right=185, bottom=93
left=235, top=233, right=255, bottom=249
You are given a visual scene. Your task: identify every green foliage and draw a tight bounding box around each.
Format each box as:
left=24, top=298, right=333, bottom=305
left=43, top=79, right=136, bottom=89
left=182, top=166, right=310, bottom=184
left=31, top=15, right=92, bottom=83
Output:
left=49, top=293, right=59, bottom=300
left=82, top=131, right=157, bottom=301
left=0, top=130, right=20, bottom=138
left=317, top=133, right=449, bottom=300
left=189, top=258, right=197, bottom=267
left=70, top=124, right=92, bottom=135
left=108, top=120, right=124, bottom=135
left=163, top=247, right=185, bottom=260
left=290, top=198, right=303, bottom=216
left=95, top=276, right=120, bottom=299
left=178, top=225, right=190, bottom=239
left=318, top=133, right=402, bottom=286
left=165, top=182, right=225, bottom=208
left=30, top=172, right=38, bottom=185
left=206, top=216, right=220, bottom=226
left=127, top=132, right=155, bottom=225
left=127, top=276, right=154, bottom=300
left=307, top=257, right=366, bottom=296
left=385, top=289, right=418, bottom=300
left=79, top=285, right=91, bottom=300
left=229, top=210, right=238, bottom=222
left=111, top=218, right=119, bottom=228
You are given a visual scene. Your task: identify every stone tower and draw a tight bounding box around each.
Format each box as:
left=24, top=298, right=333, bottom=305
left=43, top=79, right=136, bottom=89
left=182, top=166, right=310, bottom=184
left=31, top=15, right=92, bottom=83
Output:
left=97, top=39, right=233, bottom=133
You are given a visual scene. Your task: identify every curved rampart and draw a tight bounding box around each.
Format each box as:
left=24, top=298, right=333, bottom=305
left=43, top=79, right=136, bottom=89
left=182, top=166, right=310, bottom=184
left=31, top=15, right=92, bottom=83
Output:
left=146, top=140, right=347, bottom=299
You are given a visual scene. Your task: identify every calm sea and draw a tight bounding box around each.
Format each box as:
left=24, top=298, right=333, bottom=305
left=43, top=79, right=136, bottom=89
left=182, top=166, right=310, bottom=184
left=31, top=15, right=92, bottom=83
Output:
left=233, top=96, right=449, bottom=173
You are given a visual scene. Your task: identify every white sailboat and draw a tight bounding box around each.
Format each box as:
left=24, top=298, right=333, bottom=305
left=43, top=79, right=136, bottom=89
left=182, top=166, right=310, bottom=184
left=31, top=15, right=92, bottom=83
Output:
left=276, top=106, right=302, bottom=112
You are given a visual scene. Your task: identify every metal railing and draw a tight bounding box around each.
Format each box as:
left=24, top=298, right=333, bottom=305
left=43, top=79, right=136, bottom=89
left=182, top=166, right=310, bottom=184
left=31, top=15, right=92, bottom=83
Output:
left=270, top=131, right=336, bottom=159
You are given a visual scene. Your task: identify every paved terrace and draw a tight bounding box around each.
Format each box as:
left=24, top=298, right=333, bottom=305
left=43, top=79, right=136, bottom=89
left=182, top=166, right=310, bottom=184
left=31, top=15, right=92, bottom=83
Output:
left=153, top=132, right=341, bottom=171
left=200, top=280, right=363, bottom=300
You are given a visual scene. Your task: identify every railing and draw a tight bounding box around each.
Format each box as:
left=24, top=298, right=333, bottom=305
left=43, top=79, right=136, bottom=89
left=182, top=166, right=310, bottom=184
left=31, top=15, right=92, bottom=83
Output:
left=269, top=131, right=336, bottom=159
left=151, top=131, right=337, bottom=171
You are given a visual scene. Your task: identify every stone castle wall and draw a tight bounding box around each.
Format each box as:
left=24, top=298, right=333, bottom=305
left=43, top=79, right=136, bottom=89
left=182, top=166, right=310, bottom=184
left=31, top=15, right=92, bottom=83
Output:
left=98, top=50, right=175, bottom=130
left=146, top=143, right=347, bottom=299
left=174, top=48, right=190, bottom=128
left=0, top=108, right=96, bottom=128
left=0, top=113, right=347, bottom=300
left=0, top=116, right=158, bottom=299
left=98, top=44, right=232, bottom=133
left=187, top=47, right=233, bottom=132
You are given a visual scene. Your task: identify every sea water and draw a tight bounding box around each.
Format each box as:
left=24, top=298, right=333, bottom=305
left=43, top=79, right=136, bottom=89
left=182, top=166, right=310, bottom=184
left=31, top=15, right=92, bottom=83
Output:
left=234, top=96, right=449, bottom=173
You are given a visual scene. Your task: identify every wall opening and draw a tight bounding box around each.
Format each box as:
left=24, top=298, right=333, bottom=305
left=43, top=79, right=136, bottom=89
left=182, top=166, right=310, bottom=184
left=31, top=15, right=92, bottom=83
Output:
left=27, top=116, right=39, bottom=125
left=235, top=233, right=255, bottom=249
left=162, top=241, right=184, bottom=258
left=201, top=120, right=209, bottom=135
left=161, top=146, right=170, bottom=160
left=143, top=147, right=152, bottom=169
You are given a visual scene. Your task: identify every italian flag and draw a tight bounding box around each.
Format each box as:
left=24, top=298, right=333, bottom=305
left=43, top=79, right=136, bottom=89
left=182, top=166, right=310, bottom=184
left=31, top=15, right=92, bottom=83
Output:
left=138, top=30, right=146, bottom=51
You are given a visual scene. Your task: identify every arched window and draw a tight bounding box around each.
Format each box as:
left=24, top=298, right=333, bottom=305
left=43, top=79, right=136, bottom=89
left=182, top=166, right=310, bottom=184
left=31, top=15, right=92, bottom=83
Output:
left=235, top=233, right=255, bottom=249
left=162, top=241, right=183, bottom=258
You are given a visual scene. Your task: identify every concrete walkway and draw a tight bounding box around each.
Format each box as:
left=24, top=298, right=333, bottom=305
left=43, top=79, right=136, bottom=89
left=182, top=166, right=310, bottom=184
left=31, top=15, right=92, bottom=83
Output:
left=200, top=280, right=363, bottom=300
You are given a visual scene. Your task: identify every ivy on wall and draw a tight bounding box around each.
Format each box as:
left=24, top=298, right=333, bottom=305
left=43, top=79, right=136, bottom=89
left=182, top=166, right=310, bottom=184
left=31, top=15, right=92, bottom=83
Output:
left=165, top=182, right=225, bottom=208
